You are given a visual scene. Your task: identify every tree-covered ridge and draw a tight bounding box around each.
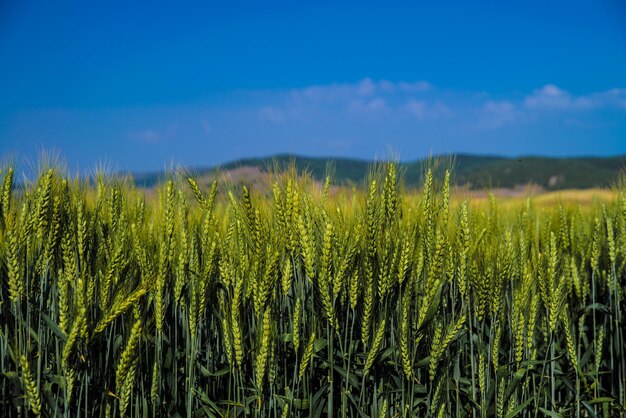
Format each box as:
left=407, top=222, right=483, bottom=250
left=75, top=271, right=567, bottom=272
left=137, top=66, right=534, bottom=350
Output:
left=131, top=154, right=626, bottom=190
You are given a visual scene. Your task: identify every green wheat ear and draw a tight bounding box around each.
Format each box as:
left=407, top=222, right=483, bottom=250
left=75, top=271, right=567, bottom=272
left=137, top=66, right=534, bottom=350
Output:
left=0, top=159, right=624, bottom=416
left=1, top=166, right=14, bottom=223
left=20, top=355, right=41, bottom=415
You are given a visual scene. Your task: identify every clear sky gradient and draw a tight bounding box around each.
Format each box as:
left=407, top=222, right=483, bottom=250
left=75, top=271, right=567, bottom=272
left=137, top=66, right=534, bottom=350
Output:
left=1, top=1, right=625, bottom=172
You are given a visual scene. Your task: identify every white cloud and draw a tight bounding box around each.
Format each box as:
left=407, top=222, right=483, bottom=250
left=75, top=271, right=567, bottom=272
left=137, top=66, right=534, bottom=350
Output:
left=128, top=129, right=160, bottom=143
left=355, top=78, right=376, bottom=96
left=524, top=84, right=572, bottom=109
left=368, top=97, right=387, bottom=111
left=378, top=80, right=396, bottom=92
left=405, top=99, right=451, bottom=120
left=201, top=120, right=212, bottom=135
left=585, top=88, right=626, bottom=109
left=432, top=101, right=452, bottom=117
left=524, top=84, right=626, bottom=111
left=481, top=100, right=518, bottom=129
left=290, top=78, right=431, bottom=103
left=253, top=80, right=624, bottom=130
left=259, top=106, right=285, bottom=124
left=406, top=99, right=427, bottom=119
left=484, top=100, right=515, bottom=113
left=398, top=81, right=431, bottom=93
left=348, top=97, right=388, bottom=114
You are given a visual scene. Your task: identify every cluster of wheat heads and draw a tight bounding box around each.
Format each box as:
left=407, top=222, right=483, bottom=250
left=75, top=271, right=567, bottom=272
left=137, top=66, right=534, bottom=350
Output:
left=0, top=164, right=625, bottom=417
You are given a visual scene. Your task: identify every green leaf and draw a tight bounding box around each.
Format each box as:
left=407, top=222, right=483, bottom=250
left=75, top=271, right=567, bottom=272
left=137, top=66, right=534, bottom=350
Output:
left=584, top=303, right=609, bottom=314
left=314, top=337, right=328, bottom=353
left=312, top=383, right=329, bottom=416
left=417, top=284, right=443, bottom=331
left=41, top=313, right=68, bottom=342
left=587, top=397, right=615, bottom=405
left=218, top=400, right=244, bottom=407
left=196, top=363, right=230, bottom=378
left=333, top=364, right=359, bottom=388
left=274, top=394, right=309, bottom=410
left=504, top=396, right=534, bottom=418
left=581, top=402, right=598, bottom=418
left=192, top=388, right=223, bottom=417
left=379, top=346, right=395, bottom=362
left=538, top=407, right=563, bottom=418
left=2, top=371, right=19, bottom=380
left=344, top=391, right=370, bottom=418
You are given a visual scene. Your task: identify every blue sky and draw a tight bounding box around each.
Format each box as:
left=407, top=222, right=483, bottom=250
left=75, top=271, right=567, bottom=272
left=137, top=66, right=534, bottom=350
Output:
left=1, top=0, right=625, bottom=172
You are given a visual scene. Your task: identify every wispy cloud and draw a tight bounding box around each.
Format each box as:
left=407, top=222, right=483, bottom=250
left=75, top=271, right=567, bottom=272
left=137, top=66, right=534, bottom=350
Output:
left=480, top=100, right=518, bottom=129
left=397, top=81, right=432, bottom=93
left=258, top=78, right=443, bottom=123
left=6, top=79, right=625, bottom=172
left=250, top=79, right=626, bottom=134
left=290, top=78, right=431, bottom=103
left=201, top=120, right=212, bottom=136
left=128, top=129, right=160, bottom=143
left=259, top=106, right=285, bottom=124
left=405, top=99, right=427, bottom=119
left=405, top=99, right=451, bottom=120
left=524, top=84, right=626, bottom=111
left=347, top=97, right=388, bottom=115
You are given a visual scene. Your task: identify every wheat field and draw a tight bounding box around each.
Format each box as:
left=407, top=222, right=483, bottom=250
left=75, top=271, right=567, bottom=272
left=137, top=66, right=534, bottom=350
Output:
left=0, top=164, right=624, bottom=417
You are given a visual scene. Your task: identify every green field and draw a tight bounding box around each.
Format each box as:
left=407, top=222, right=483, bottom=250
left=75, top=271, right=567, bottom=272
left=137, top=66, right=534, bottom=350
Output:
left=0, top=164, right=624, bottom=417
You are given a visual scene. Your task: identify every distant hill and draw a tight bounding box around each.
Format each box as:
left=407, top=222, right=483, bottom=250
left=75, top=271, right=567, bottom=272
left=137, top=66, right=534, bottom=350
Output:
left=131, top=154, right=626, bottom=190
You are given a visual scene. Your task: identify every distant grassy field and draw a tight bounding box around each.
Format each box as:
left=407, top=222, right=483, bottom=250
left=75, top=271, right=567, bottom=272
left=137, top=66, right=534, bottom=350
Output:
left=458, top=188, right=618, bottom=208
